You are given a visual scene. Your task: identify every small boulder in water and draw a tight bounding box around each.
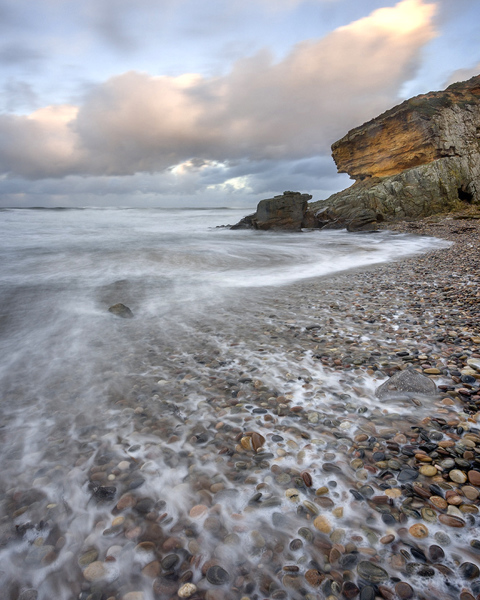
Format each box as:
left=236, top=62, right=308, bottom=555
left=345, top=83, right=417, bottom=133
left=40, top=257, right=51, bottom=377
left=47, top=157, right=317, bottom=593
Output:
left=108, top=303, right=133, bottom=318
left=375, top=367, right=437, bottom=400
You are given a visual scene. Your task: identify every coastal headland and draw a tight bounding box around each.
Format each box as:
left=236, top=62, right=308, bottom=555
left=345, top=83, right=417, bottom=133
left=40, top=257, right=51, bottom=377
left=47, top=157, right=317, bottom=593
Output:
left=232, top=74, right=480, bottom=232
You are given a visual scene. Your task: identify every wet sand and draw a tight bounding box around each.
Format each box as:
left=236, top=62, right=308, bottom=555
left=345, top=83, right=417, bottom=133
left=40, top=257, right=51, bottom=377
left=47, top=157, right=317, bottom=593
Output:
left=3, top=213, right=480, bottom=600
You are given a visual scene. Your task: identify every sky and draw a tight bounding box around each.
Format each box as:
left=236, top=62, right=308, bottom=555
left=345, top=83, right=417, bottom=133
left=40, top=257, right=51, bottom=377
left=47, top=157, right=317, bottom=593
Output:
left=0, top=0, right=479, bottom=208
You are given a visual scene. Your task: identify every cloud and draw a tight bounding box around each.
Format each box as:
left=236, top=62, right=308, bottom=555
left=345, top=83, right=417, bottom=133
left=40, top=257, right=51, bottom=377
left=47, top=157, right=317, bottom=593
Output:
left=0, top=105, right=80, bottom=178
left=0, top=0, right=437, bottom=183
left=445, top=61, right=480, bottom=86
left=0, top=43, right=45, bottom=66
left=2, top=79, right=38, bottom=112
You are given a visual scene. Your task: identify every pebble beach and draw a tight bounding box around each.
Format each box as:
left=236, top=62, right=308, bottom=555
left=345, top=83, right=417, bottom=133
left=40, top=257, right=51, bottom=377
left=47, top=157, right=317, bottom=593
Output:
left=3, top=210, right=480, bottom=600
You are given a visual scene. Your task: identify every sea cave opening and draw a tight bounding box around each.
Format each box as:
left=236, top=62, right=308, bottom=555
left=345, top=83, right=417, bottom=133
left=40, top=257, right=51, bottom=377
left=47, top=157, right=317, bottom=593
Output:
left=458, top=185, right=474, bottom=203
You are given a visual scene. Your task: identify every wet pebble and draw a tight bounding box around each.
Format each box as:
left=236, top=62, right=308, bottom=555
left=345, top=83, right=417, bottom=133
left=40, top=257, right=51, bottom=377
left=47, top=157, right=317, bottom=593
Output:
left=357, top=561, right=389, bottom=583
left=83, top=561, right=106, bottom=582
left=206, top=565, right=230, bottom=585
left=178, top=583, right=197, bottom=598
left=395, top=582, right=414, bottom=599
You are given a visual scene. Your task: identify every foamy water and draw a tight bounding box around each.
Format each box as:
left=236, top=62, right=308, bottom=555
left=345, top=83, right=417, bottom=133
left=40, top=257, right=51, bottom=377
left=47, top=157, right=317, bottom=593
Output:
left=0, top=208, right=461, bottom=600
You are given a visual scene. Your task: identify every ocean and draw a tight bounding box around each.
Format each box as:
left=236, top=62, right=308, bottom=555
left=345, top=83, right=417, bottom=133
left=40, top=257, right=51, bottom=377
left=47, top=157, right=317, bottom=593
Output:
left=0, top=207, right=454, bottom=599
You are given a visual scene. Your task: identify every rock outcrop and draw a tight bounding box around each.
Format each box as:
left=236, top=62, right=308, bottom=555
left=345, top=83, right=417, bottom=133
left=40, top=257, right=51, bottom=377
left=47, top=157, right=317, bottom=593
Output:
left=311, top=75, right=480, bottom=225
left=231, top=191, right=313, bottom=230
left=232, top=76, right=480, bottom=232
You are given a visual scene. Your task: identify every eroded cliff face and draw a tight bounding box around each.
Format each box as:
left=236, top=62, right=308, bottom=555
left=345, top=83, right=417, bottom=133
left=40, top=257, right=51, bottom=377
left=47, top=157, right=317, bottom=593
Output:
left=312, top=75, right=480, bottom=224
left=333, top=76, right=480, bottom=180
left=232, top=76, right=480, bottom=232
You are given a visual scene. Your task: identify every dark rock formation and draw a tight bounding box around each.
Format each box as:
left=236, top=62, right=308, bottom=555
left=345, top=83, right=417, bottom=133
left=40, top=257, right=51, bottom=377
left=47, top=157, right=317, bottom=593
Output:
left=108, top=303, right=134, bottom=318
left=231, top=191, right=313, bottom=231
left=311, top=75, right=480, bottom=225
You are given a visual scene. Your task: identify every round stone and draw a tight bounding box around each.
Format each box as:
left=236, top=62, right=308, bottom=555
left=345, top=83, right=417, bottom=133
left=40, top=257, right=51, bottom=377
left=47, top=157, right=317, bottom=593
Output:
left=409, top=524, right=428, bottom=538
left=298, top=527, right=313, bottom=542
left=434, top=531, right=451, bottom=545
left=289, top=539, right=303, bottom=551
left=449, top=470, right=467, bottom=484
left=342, top=581, right=360, bottom=599
left=189, top=505, right=208, bottom=518
left=142, top=561, right=160, bottom=578
left=429, top=496, right=447, bottom=510
left=419, top=465, right=438, bottom=477
left=357, top=561, right=389, bottom=583
left=313, top=515, right=332, bottom=534
left=206, top=565, right=230, bottom=585
left=395, top=582, right=414, bottom=599
left=78, top=548, right=99, bottom=566
left=162, top=554, right=179, bottom=570
left=285, top=488, right=300, bottom=502
left=462, top=486, right=480, bottom=500
left=380, top=534, right=395, bottom=544
left=240, top=436, right=253, bottom=451
left=468, top=470, right=480, bottom=486
left=359, top=586, right=376, bottom=600
left=305, top=569, right=324, bottom=587
left=429, top=545, right=445, bottom=561
left=83, top=561, right=106, bottom=582
left=438, top=514, right=465, bottom=527
left=421, top=508, right=437, bottom=523
left=178, top=583, right=197, bottom=598
left=460, top=562, right=480, bottom=580
left=116, top=494, right=137, bottom=511
left=397, top=468, right=418, bottom=482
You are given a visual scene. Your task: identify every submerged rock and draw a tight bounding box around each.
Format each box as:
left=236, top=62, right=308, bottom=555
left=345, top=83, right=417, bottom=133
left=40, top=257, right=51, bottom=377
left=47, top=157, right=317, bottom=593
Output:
left=375, top=367, right=437, bottom=400
left=108, top=303, right=134, bottom=318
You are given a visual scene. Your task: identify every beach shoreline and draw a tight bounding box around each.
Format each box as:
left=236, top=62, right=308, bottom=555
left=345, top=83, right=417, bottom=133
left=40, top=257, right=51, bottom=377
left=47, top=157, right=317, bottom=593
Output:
left=2, top=210, right=480, bottom=600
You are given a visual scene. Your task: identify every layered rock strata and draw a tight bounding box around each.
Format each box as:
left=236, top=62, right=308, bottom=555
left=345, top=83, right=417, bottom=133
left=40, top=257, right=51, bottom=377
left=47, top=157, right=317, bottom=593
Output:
left=311, top=75, right=480, bottom=226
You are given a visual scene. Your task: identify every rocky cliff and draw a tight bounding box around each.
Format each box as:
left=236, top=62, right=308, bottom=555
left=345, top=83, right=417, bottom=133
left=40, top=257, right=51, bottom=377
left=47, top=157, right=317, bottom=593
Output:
left=311, top=75, right=480, bottom=226
left=232, top=75, right=480, bottom=232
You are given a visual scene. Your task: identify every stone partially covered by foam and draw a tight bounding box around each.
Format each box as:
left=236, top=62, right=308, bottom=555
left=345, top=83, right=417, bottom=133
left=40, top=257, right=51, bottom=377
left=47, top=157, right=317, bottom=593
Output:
left=375, top=367, right=437, bottom=400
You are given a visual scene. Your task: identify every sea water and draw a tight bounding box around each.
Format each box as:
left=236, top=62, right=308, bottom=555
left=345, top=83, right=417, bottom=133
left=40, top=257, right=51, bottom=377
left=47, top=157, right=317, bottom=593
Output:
left=0, top=207, right=455, bottom=599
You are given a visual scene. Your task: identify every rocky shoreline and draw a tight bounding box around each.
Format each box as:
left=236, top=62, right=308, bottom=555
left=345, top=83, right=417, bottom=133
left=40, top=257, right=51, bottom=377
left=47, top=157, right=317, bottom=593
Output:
left=4, top=213, right=480, bottom=600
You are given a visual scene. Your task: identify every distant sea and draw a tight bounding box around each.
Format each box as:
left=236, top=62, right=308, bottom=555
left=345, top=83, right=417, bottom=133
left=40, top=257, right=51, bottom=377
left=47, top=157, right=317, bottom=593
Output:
left=0, top=207, right=450, bottom=597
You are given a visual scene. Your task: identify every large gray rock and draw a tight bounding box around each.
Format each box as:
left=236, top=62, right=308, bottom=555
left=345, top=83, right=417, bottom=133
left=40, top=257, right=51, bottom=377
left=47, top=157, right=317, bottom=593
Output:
left=231, top=191, right=312, bottom=231
left=375, top=368, right=437, bottom=400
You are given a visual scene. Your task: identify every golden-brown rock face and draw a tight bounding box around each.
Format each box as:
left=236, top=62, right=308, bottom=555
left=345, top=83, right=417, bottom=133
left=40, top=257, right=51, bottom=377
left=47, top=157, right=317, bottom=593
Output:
left=332, top=75, right=480, bottom=181
left=309, top=75, right=480, bottom=225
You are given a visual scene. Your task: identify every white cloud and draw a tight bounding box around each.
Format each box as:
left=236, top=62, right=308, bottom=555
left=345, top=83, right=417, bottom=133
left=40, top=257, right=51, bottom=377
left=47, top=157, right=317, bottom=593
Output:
left=0, top=0, right=437, bottom=183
